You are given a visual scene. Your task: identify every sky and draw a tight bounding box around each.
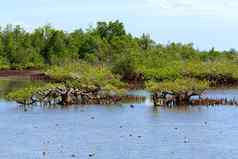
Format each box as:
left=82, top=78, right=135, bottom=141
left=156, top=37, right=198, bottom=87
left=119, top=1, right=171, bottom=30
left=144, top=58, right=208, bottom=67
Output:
left=1, top=0, right=238, bottom=50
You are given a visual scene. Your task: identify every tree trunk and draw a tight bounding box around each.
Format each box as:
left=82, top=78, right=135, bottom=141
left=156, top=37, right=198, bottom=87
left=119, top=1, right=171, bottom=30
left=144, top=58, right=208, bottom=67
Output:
left=61, top=90, right=72, bottom=105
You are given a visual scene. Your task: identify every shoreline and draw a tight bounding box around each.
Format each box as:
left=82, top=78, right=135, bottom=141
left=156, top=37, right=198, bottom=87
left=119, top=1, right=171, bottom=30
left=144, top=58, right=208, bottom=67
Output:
left=1, top=69, right=238, bottom=88
left=0, top=69, right=50, bottom=80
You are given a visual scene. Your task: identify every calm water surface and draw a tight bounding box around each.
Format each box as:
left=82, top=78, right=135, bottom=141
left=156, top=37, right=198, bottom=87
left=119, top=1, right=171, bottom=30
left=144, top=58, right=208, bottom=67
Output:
left=0, top=80, right=238, bottom=159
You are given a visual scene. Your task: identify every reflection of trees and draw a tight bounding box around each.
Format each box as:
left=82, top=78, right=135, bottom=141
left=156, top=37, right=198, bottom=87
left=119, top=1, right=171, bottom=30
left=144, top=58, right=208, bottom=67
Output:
left=153, top=105, right=204, bottom=113
left=0, top=79, right=44, bottom=99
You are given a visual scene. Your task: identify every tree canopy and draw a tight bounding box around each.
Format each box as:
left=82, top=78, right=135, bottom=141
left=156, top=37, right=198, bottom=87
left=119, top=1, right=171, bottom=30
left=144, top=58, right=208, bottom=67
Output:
left=0, top=20, right=238, bottom=86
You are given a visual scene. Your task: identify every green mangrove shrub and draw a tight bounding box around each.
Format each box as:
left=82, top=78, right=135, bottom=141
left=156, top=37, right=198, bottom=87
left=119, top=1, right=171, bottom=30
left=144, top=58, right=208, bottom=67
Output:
left=146, top=78, right=209, bottom=94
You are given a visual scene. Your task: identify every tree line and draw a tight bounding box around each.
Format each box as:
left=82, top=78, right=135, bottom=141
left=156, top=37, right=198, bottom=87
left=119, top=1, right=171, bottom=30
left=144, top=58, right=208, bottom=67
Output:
left=0, top=20, right=238, bottom=82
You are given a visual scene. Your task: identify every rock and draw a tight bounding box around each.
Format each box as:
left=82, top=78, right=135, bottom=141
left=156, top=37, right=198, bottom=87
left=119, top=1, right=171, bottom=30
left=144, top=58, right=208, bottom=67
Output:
left=120, top=126, right=123, bottom=128
left=91, top=117, right=95, bottom=120
left=137, top=136, right=142, bottom=138
left=130, top=105, right=134, bottom=108
left=42, top=152, right=46, bottom=156
left=129, top=134, right=133, bottom=137
left=174, top=128, right=178, bottom=130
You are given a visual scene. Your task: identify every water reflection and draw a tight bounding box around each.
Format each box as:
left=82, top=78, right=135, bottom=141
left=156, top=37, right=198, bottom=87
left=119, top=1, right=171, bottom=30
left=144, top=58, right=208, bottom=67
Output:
left=0, top=79, right=45, bottom=99
left=152, top=105, right=204, bottom=113
left=203, top=88, right=238, bottom=100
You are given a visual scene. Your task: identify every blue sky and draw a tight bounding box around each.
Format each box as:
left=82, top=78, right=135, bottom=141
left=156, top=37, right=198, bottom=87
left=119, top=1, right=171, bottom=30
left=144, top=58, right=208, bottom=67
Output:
left=1, top=0, right=238, bottom=50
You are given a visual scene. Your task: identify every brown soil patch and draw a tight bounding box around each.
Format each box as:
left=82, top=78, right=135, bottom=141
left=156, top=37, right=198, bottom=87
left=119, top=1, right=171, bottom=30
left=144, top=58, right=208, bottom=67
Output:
left=0, top=69, right=49, bottom=80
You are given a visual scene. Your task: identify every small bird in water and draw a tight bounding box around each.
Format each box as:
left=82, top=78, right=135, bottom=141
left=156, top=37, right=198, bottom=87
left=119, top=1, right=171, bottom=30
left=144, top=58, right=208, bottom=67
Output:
left=71, top=154, right=76, bottom=158
left=89, top=153, right=95, bottom=157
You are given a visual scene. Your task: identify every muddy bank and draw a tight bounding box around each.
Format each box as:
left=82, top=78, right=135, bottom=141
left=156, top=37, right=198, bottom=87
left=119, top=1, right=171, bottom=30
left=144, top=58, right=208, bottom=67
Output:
left=2, top=69, right=238, bottom=87
left=0, top=69, right=50, bottom=80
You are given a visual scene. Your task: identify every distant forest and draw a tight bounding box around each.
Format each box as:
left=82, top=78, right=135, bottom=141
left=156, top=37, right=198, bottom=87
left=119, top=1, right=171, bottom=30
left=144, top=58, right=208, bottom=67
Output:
left=0, top=20, right=238, bottom=82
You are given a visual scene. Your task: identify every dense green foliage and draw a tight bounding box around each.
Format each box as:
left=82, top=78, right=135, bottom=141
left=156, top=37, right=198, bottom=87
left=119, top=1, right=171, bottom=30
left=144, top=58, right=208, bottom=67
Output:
left=45, top=62, right=126, bottom=94
left=7, top=63, right=126, bottom=105
left=146, top=79, right=209, bottom=94
left=2, top=20, right=238, bottom=103
left=0, top=21, right=238, bottom=83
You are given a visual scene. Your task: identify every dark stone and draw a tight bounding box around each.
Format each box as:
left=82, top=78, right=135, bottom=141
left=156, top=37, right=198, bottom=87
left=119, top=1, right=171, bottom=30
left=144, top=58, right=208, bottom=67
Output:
left=130, top=105, right=134, bottom=108
left=137, top=136, right=142, bottom=138
left=129, top=134, right=133, bottom=137
left=42, top=152, right=46, bottom=156
left=91, top=117, right=95, bottom=120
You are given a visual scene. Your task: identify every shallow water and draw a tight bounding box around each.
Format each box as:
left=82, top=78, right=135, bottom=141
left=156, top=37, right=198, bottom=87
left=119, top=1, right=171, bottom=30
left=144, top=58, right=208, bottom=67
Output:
left=1, top=80, right=238, bottom=159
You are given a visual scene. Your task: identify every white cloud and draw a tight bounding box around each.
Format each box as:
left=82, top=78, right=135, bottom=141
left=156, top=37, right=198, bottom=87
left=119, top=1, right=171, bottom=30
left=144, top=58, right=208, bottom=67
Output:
left=141, top=0, right=238, bottom=17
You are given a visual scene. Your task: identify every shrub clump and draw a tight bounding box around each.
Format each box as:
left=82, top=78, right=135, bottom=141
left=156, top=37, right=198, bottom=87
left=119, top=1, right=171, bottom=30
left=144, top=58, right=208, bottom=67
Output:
left=146, top=78, right=209, bottom=94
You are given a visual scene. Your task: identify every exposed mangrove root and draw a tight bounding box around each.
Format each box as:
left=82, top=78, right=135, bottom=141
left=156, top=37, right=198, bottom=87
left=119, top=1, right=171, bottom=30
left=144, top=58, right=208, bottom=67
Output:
left=152, top=91, right=202, bottom=106
left=13, top=86, right=145, bottom=106
left=152, top=91, right=238, bottom=106
left=147, top=78, right=209, bottom=106
left=190, top=98, right=238, bottom=106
